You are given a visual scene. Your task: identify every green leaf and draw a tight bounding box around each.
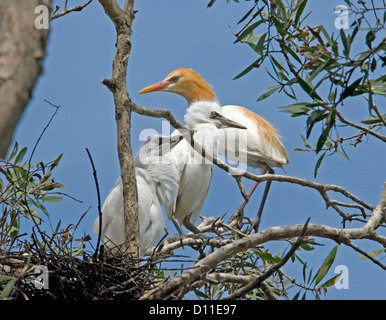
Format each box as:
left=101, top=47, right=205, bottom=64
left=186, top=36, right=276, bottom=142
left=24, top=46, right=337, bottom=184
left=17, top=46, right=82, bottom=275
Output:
left=279, top=102, right=314, bottom=116
left=254, top=33, right=267, bottom=53
left=283, top=44, right=302, bottom=64
left=7, top=142, right=18, bottom=162
left=366, top=30, right=376, bottom=48
left=41, top=196, right=63, bottom=203
left=341, top=77, right=364, bottom=99
left=237, top=4, right=256, bottom=25
left=340, top=29, right=350, bottom=58
left=306, top=110, right=327, bottom=138
left=296, top=76, right=322, bottom=100
left=30, top=199, right=50, bottom=217
left=322, top=274, right=341, bottom=288
left=194, top=289, right=210, bottom=299
left=313, top=245, right=338, bottom=286
left=294, top=0, right=308, bottom=25
left=316, top=126, right=330, bottom=154
left=316, top=109, right=335, bottom=154
left=50, top=153, right=63, bottom=170
left=0, top=278, right=16, bottom=300
left=238, top=5, right=263, bottom=25
left=255, top=250, right=281, bottom=263
left=314, top=152, right=326, bottom=178
left=207, top=0, right=216, bottom=8
left=308, top=58, right=335, bottom=82
left=234, top=20, right=265, bottom=44
left=300, top=134, right=311, bottom=149
left=361, top=114, right=386, bottom=125
left=359, top=248, right=386, bottom=260
left=233, top=58, right=262, bottom=79
left=257, top=87, right=279, bottom=101
left=14, top=147, right=27, bottom=165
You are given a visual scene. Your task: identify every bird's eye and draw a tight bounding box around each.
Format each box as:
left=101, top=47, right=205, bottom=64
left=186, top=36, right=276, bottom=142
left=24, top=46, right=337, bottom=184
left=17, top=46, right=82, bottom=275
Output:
left=153, top=137, right=161, bottom=145
left=211, top=111, right=218, bottom=118
left=169, top=75, right=180, bottom=83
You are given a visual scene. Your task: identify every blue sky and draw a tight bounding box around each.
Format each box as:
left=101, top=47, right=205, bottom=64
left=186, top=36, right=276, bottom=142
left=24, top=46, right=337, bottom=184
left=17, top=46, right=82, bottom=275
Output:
left=12, top=0, right=386, bottom=299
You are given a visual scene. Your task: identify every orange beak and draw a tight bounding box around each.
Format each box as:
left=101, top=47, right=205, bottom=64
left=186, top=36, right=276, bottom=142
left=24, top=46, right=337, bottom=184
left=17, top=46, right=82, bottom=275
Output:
left=138, top=80, right=170, bottom=94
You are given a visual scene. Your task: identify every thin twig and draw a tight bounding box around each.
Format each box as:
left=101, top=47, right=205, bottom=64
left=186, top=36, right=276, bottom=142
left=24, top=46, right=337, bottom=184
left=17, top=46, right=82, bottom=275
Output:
left=85, top=148, right=102, bottom=260
left=50, top=0, right=93, bottom=21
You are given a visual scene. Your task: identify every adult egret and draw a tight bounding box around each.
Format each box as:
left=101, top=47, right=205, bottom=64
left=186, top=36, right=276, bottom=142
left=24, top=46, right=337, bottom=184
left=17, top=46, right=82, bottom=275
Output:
left=93, top=134, right=184, bottom=257
left=166, top=100, right=247, bottom=237
left=139, top=68, right=289, bottom=232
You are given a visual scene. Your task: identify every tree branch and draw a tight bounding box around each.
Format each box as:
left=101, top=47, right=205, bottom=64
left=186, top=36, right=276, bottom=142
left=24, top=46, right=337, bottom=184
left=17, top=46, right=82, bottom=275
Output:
left=98, top=0, right=139, bottom=258
left=50, top=0, right=93, bottom=21
left=140, top=185, right=386, bottom=299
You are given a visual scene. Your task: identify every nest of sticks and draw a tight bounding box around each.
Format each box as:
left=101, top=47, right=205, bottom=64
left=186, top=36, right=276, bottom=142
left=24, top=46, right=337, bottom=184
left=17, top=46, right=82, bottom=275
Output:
left=0, top=238, right=163, bottom=300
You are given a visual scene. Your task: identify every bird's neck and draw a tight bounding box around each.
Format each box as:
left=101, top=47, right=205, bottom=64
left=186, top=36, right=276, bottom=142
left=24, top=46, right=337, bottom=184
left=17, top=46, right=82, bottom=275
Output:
left=185, top=82, right=216, bottom=106
left=192, top=125, right=220, bottom=156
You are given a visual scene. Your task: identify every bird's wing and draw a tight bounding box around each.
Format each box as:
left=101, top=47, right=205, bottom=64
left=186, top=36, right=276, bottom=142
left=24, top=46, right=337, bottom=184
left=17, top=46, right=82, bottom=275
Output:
left=221, top=105, right=289, bottom=169
left=169, top=162, right=213, bottom=225
left=165, top=136, right=191, bottom=220
left=93, top=177, right=123, bottom=236
left=136, top=169, right=166, bottom=255
left=188, top=165, right=213, bottom=224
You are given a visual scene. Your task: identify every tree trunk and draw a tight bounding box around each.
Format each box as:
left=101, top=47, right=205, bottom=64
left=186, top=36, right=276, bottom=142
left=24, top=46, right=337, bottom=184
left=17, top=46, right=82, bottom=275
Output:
left=0, top=0, right=50, bottom=158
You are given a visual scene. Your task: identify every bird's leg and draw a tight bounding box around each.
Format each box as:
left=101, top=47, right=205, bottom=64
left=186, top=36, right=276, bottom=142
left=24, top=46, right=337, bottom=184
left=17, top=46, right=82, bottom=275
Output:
left=249, top=167, right=275, bottom=234
left=183, top=217, right=210, bottom=243
left=172, top=217, right=185, bottom=248
left=229, top=182, right=260, bottom=229
left=229, top=164, right=268, bottom=229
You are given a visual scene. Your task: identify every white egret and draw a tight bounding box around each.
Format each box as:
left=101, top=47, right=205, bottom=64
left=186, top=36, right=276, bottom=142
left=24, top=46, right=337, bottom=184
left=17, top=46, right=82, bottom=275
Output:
left=165, top=101, right=247, bottom=237
left=139, top=68, right=289, bottom=232
left=93, top=134, right=184, bottom=257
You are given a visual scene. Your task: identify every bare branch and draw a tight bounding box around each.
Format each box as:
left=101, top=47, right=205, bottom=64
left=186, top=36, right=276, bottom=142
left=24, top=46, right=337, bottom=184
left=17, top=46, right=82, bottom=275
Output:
left=50, top=0, right=93, bottom=21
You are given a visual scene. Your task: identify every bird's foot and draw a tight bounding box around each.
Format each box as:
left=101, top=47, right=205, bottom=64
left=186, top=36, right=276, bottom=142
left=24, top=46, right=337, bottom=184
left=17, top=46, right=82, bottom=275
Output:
left=229, top=206, right=245, bottom=230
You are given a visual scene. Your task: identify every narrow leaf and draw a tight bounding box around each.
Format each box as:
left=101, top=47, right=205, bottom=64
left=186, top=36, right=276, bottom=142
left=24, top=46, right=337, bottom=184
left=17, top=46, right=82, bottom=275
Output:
left=294, top=0, right=308, bottom=25
left=341, top=77, right=364, bottom=99
left=0, top=278, right=16, bottom=300
left=254, top=33, right=267, bottom=53
left=316, top=126, right=330, bottom=154
left=8, top=142, right=18, bottom=162
left=296, top=76, right=322, bottom=100
left=314, top=152, right=326, bottom=178
left=359, top=248, right=386, bottom=260
left=257, top=86, right=279, bottom=101
left=313, top=245, right=338, bottom=286
left=233, top=58, right=262, bottom=79
left=234, top=20, right=265, bottom=44
left=14, top=147, right=27, bottom=165
left=41, top=196, right=63, bottom=203
left=323, top=274, right=341, bottom=288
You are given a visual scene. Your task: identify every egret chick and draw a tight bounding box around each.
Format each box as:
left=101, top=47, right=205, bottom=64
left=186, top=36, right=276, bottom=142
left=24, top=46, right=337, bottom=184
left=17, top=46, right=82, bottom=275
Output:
left=93, top=134, right=184, bottom=257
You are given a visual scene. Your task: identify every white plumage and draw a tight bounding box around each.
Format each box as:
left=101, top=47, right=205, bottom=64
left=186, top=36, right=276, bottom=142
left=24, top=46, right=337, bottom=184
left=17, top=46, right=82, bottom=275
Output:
left=93, top=135, right=182, bottom=256
left=166, top=101, right=247, bottom=236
